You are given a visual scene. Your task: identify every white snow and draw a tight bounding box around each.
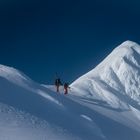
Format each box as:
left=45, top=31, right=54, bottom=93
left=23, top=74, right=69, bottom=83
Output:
left=0, top=102, right=78, bottom=140
left=71, top=40, right=140, bottom=106
left=0, top=64, right=103, bottom=140
left=70, top=40, right=140, bottom=139
left=0, top=64, right=32, bottom=89
left=80, top=114, right=93, bottom=122
left=36, top=89, right=64, bottom=107
left=1, top=40, right=140, bottom=140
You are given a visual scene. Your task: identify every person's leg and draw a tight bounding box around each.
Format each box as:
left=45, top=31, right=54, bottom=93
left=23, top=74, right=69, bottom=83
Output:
left=57, top=85, right=59, bottom=92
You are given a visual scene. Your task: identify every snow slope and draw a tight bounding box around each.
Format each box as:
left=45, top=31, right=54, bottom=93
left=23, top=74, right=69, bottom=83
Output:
left=0, top=65, right=81, bottom=140
left=0, top=65, right=105, bottom=140
left=1, top=40, right=140, bottom=140
left=70, top=40, right=140, bottom=139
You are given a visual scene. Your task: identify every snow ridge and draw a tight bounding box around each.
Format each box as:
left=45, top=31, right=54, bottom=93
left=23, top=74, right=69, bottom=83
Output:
left=71, top=40, right=140, bottom=108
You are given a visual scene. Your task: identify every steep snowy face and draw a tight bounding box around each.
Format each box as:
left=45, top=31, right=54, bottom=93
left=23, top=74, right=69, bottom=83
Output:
left=71, top=41, right=140, bottom=107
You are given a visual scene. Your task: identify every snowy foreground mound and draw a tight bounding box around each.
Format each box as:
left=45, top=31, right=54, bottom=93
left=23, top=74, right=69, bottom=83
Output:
left=1, top=41, right=140, bottom=140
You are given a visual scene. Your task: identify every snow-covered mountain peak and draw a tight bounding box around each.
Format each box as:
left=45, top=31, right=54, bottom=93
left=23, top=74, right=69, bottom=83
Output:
left=113, top=40, right=140, bottom=56
left=71, top=41, right=140, bottom=108
left=118, top=40, right=138, bottom=48
left=89, top=40, right=140, bottom=74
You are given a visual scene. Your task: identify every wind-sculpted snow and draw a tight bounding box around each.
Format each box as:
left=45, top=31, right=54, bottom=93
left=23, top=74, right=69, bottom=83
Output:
left=71, top=41, right=140, bottom=108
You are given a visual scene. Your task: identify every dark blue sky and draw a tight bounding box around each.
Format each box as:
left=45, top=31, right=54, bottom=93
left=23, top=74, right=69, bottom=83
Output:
left=0, top=0, right=140, bottom=84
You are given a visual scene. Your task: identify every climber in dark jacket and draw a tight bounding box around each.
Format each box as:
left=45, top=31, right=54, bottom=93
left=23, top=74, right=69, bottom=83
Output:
left=55, top=78, right=62, bottom=92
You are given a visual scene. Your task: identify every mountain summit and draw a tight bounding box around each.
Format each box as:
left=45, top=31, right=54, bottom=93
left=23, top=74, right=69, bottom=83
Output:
left=71, top=40, right=140, bottom=108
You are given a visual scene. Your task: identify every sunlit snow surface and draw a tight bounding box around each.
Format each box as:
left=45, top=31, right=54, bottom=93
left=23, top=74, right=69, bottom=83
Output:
left=1, top=41, right=140, bottom=140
